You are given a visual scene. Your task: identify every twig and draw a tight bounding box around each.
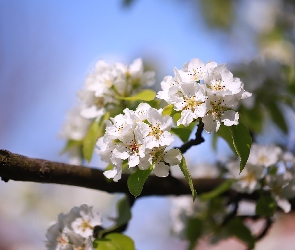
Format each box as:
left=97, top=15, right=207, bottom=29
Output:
left=254, top=217, right=273, bottom=241
left=177, top=120, right=205, bottom=154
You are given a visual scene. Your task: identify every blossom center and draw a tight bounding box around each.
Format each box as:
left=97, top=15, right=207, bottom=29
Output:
left=78, top=219, right=93, bottom=232
left=208, top=99, right=226, bottom=120
left=209, top=80, right=225, bottom=91
left=241, top=171, right=256, bottom=184
left=129, top=141, right=141, bottom=154
left=149, top=124, right=163, bottom=140
left=150, top=147, right=165, bottom=163
left=183, top=97, right=204, bottom=112
left=257, top=155, right=267, bottom=165
left=189, top=68, right=202, bottom=81
left=95, top=97, right=105, bottom=108
left=57, top=234, right=69, bottom=246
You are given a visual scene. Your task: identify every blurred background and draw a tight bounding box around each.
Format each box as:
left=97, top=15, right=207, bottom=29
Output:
left=0, top=0, right=294, bottom=249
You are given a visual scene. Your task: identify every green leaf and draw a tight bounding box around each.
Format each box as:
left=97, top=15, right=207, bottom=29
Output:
left=172, top=112, right=181, bottom=124
left=267, top=101, right=288, bottom=133
left=116, top=196, right=131, bottom=228
left=179, top=156, right=197, bottom=201
left=127, top=167, right=152, bottom=197
left=230, top=123, right=252, bottom=173
left=93, top=238, right=120, bottom=250
left=216, top=124, right=235, bottom=153
left=217, top=123, right=252, bottom=172
left=105, top=233, right=135, bottom=250
left=145, top=99, right=161, bottom=109
left=118, top=89, right=156, bottom=101
left=162, top=104, right=174, bottom=116
left=239, top=104, right=263, bottom=132
left=60, top=139, right=82, bottom=155
left=226, top=218, right=255, bottom=249
left=200, top=179, right=235, bottom=201
left=171, top=127, right=192, bottom=142
left=256, top=195, right=277, bottom=217
left=83, top=112, right=110, bottom=162
left=186, top=218, right=203, bottom=250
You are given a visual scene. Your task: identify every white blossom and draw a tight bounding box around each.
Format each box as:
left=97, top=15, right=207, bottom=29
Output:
left=247, top=143, right=282, bottom=168
left=70, top=205, right=102, bottom=238
left=227, top=160, right=265, bottom=194
left=265, top=172, right=294, bottom=213
left=60, top=107, right=91, bottom=141
left=202, top=93, right=239, bottom=133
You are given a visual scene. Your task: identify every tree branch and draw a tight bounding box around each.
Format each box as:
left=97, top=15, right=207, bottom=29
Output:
left=0, top=149, right=222, bottom=197
left=1, top=149, right=295, bottom=211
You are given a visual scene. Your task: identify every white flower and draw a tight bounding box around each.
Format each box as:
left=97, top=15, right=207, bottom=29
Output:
left=227, top=160, right=265, bottom=194
left=265, top=172, right=294, bottom=213
left=203, top=64, right=243, bottom=96
left=70, top=205, right=102, bottom=238
left=104, top=113, right=134, bottom=140
left=156, top=67, right=184, bottom=103
left=170, top=196, right=195, bottom=238
left=247, top=144, right=282, bottom=168
left=46, top=217, right=71, bottom=250
left=115, top=58, right=155, bottom=87
left=202, top=94, right=239, bottom=133
left=134, top=102, right=151, bottom=121
left=179, top=58, right=217, bottom=82
left=172, top=82, right=208, bottom=126
left=138, top=108, right=174, bottom=148
left=138, top=148, right=182, bottom=177
left=103, top=165, right=122, bottom=182
left=112, top=128, right=146, bottom=168
left=60, top=107, right=91, bottom=141
left=46, top=206, right=99, bottom=250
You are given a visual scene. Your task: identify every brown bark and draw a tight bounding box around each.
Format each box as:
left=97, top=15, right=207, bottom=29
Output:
left=0, top=149, right=222, bottom=197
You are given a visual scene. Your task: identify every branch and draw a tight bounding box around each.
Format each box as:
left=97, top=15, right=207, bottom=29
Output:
left=0, top=149, right=222, bottom=196
left=2, top=149, right=295, bottom=211
left=177, top=120, right=205, bottom=154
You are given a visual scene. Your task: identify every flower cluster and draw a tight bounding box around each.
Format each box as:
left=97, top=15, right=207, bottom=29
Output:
left=157, top=58, right=251, bottom=132
left=96, top=103, right=182, bottom=181
left=78, top=58, right=155, bottom=120
left=45, top=204, right=101, bottom=250
left=60, top=58, right=156, bottom=163
left=227, top=143, right=295, bottom=212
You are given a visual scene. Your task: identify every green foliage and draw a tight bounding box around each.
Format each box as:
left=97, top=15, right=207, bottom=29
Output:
left=117, top=89, right=156, bottom=101
left=60, top=139, right=82, bottom=155
left=186, top=218, right=203, bottom=250
left=239, top=104, right=263, bottom=133
left=225, top=218, right=255, bottom=249
left=83, top=112, right=110, bottom=162
left=94, top=234, right=135, bottom=250
left=171, top=127, right=193, bottom=143
left=162, top=104, right=174, bottom=116
left=115, top=196, right=132, bottom=228
left=266, top=101, right=288, bottom=133
left=127, top=167, right=152, bottom=197
left=179, top=156, right=197, bottom=201
left=256, top=195, right=277, bottom=217
left=230, top=123, right=252, bottom=172
left=200, top=179, right=235, bottom=201
left=96, top=196, right=132, bottom=239
left=217, top=123, right=252, bottom=172
left=199, top=0, right=234, bottom=30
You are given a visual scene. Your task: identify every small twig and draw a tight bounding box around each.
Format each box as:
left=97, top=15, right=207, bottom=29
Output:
left=221, top=195, right=240, bottom=226
left=254, top=217, right=273, bottom=241
left=177, top=120, right=205, bottom=154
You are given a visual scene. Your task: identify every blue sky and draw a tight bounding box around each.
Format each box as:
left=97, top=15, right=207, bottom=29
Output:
left=0, top=0, right=256, bottom=249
